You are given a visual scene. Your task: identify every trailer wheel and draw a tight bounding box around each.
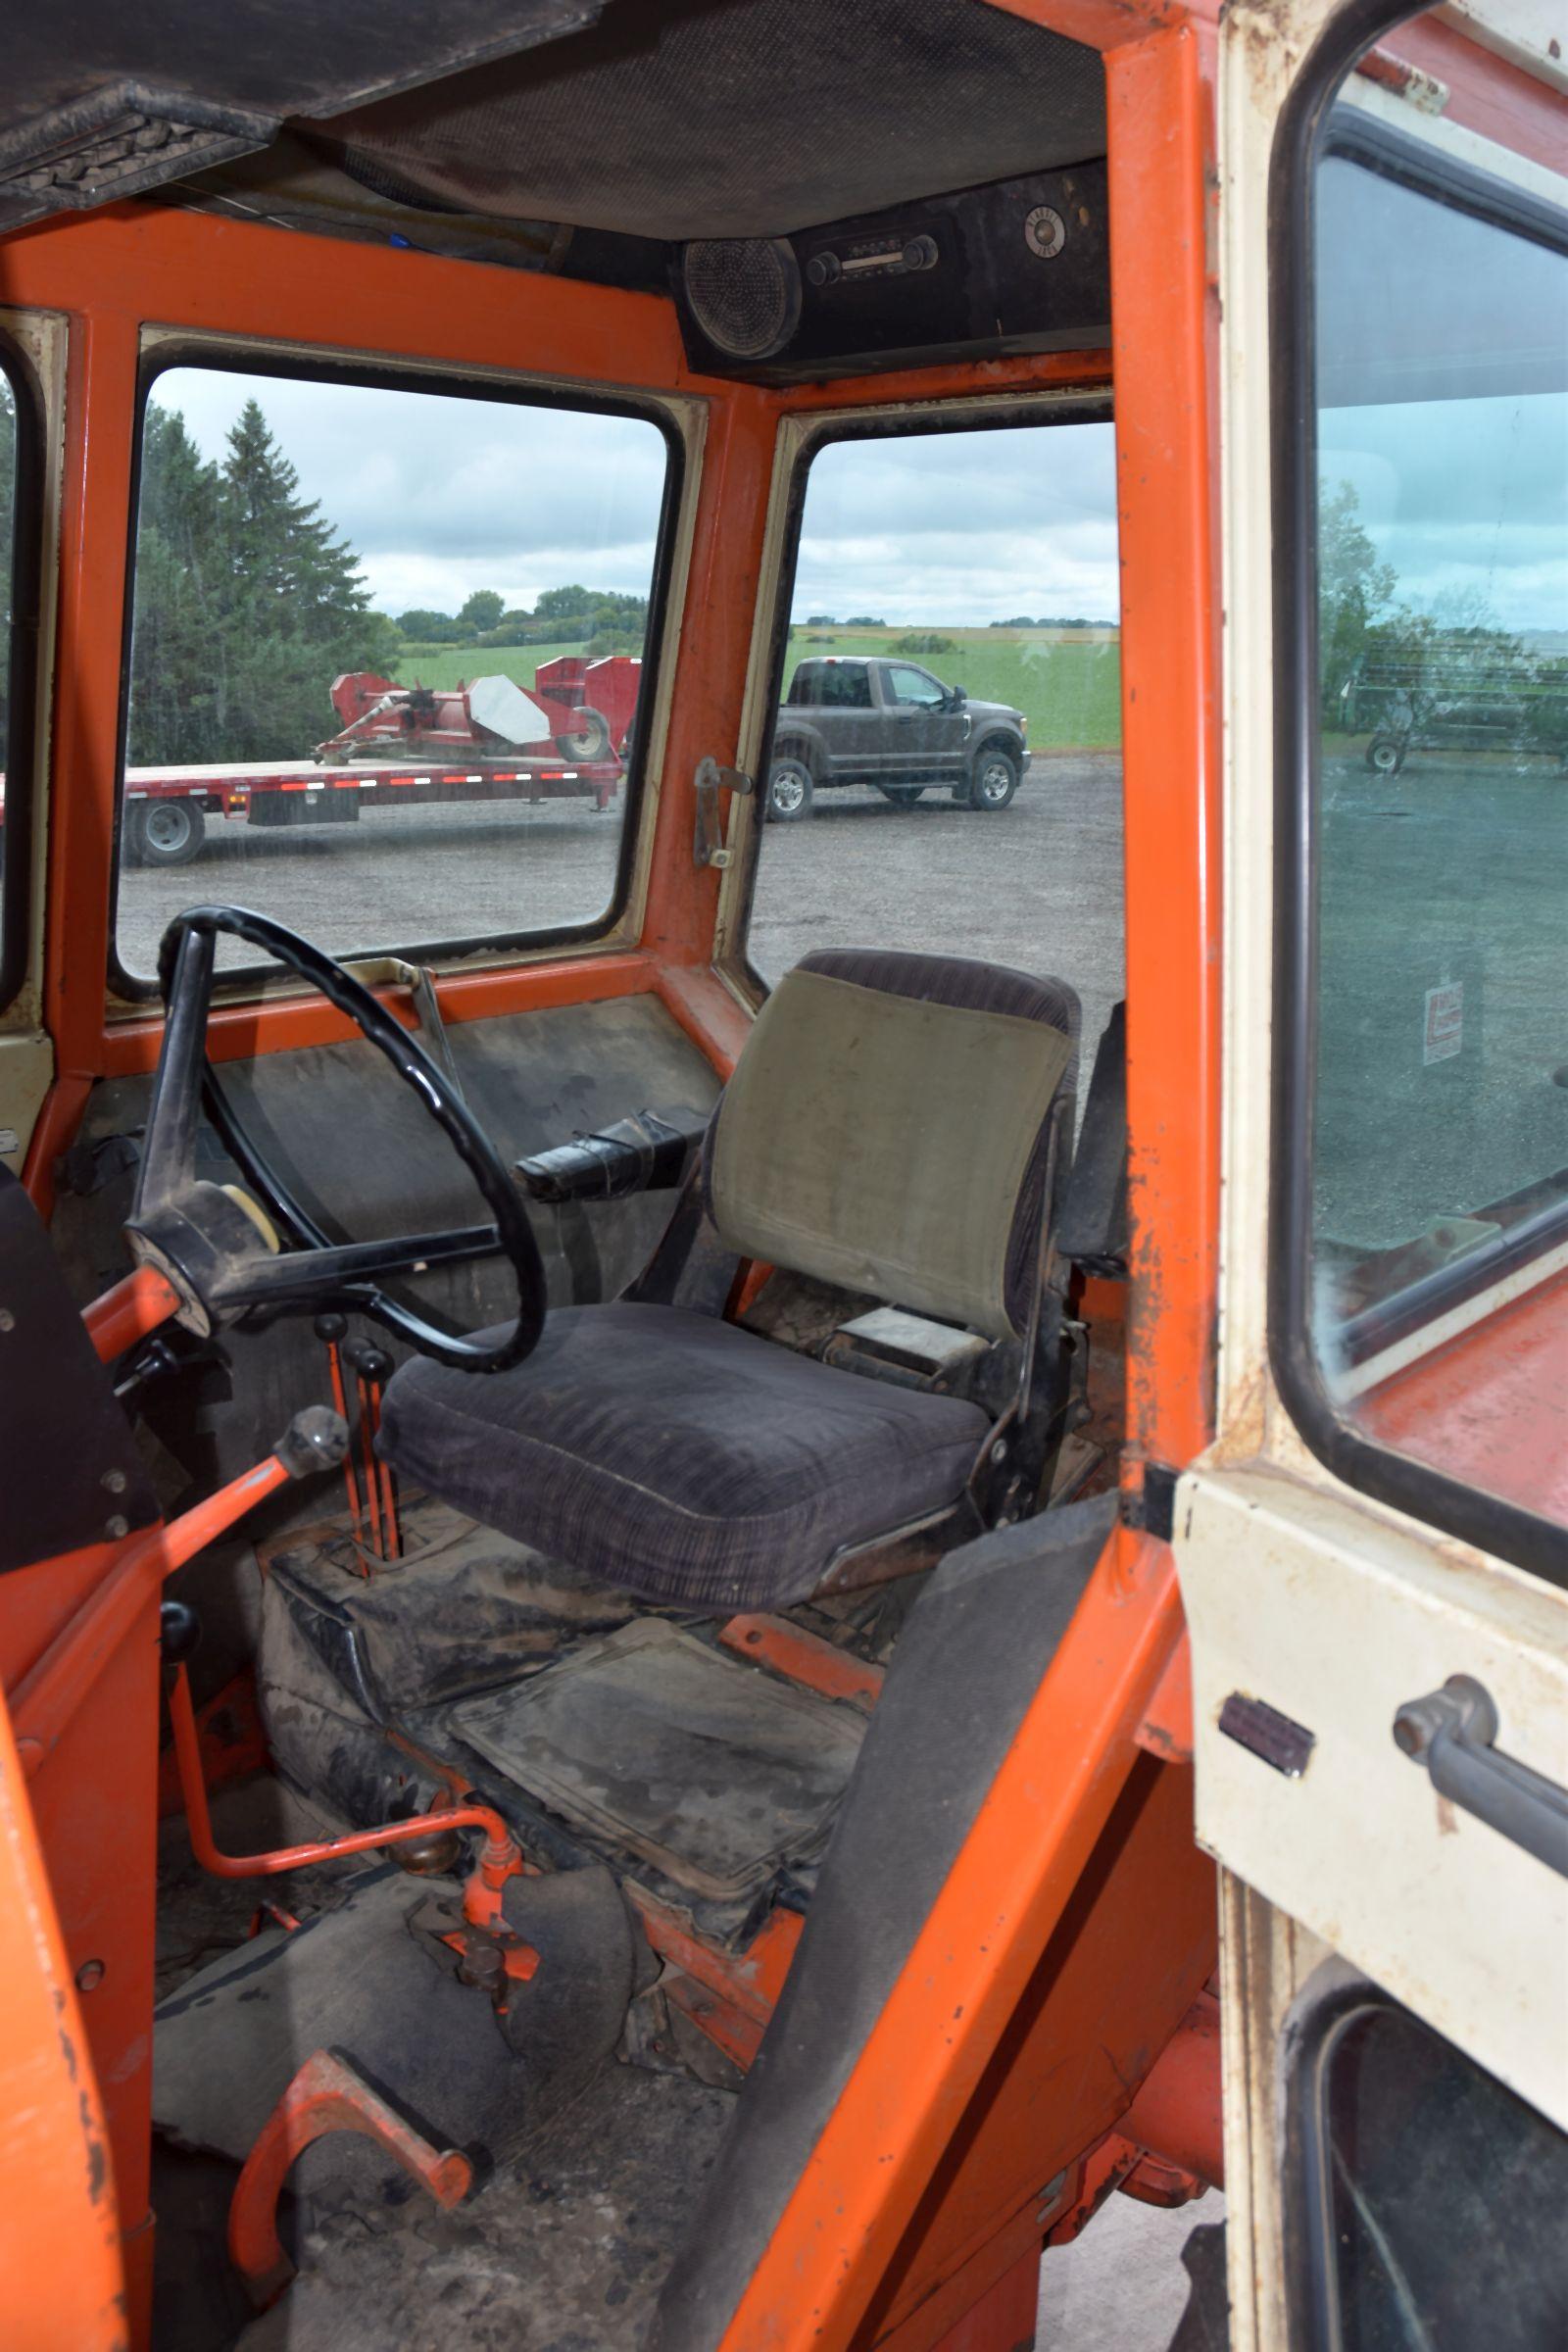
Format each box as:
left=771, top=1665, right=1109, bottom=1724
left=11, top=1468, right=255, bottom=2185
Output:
left=127, top=800, right=207, bottom=868
left=1366, top=735, right=1407, bottom=776
left=556, top=708, right=612, bottom=761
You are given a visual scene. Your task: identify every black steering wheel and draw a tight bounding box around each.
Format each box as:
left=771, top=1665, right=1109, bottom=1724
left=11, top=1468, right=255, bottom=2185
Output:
left=124, top=906, right=546, bottom=1373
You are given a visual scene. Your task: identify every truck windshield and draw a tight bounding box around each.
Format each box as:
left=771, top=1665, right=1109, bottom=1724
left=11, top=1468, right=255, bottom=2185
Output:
left=113, top=361, right=672, bottom=982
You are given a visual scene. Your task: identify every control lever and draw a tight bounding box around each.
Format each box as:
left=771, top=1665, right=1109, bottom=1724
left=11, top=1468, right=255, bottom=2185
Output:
left=314, top=1312, right=365, bottom=1542
left=344, top=1338, right=400, bottom=1562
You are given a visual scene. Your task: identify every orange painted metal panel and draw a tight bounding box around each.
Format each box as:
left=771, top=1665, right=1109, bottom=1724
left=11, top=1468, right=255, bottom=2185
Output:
left=713, top=1526, right=1193, bottom=2350
left=0, top=1684, right=128, bottom=2352
left=1106, top=21, right=1221, bottom=1475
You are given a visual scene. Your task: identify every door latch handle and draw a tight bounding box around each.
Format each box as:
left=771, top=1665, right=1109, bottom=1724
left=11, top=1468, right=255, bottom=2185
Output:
left=1394, top=1675, right=1568, bottom=1880
left=693, top=756, right=753, bottom=870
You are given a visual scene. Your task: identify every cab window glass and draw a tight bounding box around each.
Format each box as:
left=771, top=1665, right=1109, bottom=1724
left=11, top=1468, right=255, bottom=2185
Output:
left=115, top=364, right=672, bottom=980
left=1298, top=1998, right=1568, bottom=2351
left=0, top=366, right=17, bottom=988
left=1303, top=105, right=1568, bottom=1523
left=750, top=416, right=1123, bottom=1069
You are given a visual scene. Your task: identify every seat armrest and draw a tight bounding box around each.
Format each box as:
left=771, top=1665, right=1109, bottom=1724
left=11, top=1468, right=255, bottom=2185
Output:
left=515, top=1107, right=708, bottom=1205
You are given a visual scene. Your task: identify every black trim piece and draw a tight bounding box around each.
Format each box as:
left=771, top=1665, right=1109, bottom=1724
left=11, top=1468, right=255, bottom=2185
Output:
left=108, top=340, right=687, bottom=1001
left=0, top=332, right=47, bottom=1015
left=1267, top=0, right=1568, bottom=1588
left=736, top=391, right=1113, bottom=992
left=1217, top=1691, right=1315, bottom=1780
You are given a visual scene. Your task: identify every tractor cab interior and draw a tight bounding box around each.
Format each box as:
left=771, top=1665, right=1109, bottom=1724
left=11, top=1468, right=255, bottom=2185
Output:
left=0, top=5, right=1225, bottom=2349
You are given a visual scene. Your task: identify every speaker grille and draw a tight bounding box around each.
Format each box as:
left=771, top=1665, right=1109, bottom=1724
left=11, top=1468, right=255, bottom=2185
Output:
left=681, top=237, right=802, bottom=359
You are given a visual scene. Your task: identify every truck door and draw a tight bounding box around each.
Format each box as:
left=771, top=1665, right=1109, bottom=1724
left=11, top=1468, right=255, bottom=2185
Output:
left=881, top=661, right=964, bottom=777
left=1183, top=1, right=1568, bottom=2341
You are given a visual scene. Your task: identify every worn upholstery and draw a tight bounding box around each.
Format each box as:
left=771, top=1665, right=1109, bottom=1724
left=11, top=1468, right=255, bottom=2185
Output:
left=378, top=1302, right=988, bottom=1613
left=709, top=950, right=1078, bottom=1339
left=380, top=951, right=1077, bottom=1611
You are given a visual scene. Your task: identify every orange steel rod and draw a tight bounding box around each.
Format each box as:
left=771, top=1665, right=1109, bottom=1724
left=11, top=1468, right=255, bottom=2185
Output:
left=11, top=1455, right=291, bottom=1783
left=355, top=1372, right=385, bottom=1562
left=168, top=1665, right=514, bottom=1883
left=81, top=1263, right=182, bottom=1362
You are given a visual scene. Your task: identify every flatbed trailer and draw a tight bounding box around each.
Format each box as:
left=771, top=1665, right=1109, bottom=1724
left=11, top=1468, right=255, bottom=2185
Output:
left=116, top=750, right=625, bottom=865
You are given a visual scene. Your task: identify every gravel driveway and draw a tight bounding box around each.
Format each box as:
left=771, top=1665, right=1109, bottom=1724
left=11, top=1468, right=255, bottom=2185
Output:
left=117, top=752, right=1129, bottom=1063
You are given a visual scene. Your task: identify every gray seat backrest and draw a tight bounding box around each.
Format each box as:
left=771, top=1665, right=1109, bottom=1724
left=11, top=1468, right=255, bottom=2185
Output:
left=708, top=949, right=1078, bottom=1340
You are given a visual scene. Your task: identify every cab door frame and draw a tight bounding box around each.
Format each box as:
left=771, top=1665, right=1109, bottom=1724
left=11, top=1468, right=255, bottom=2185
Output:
left=1190, top=0, right=1568, bottom=2340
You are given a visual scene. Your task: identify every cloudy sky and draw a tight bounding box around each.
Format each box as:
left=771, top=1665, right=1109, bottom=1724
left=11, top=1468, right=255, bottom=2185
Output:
left=154, top=368, right=1121, bottom=625
left=1320, top=392, right=1568, bottom=638
left=154, top=364, right=1562, bottom=637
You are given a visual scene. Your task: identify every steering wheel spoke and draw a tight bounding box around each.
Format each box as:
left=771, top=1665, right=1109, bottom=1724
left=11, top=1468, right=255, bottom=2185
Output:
left=126, top=908, right=546, bottom=1373
left=214, top=1225, right=502, bottom=1311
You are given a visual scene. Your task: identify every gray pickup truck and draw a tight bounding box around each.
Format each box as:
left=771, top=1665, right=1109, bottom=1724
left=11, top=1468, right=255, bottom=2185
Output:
left=766, top=655, right=1028, bottom=821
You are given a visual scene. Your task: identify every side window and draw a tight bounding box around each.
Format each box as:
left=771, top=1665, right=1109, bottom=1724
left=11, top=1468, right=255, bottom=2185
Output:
left=1291, top=1987, right=1568, bottom=2351
left=885, top=664, right=946, bottom=708
left=751, top=415, right=1122, bottom=1071
left=0, top=366, right=15, bottom=979
left=1279, top=77, right=1568, bottom=1555
left=816, top=662, right=872, bottom=710
left=115, top=362, right=675, bottom=983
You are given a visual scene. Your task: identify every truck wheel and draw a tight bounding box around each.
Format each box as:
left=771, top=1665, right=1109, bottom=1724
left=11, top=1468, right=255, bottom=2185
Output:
left=1366, top=735, right=1407, bottom=776
left=878, top=786, right=926, bottom=808
left=557, top=708, right=612, bottom=761
left=968, top=745, right=1021, bottom=811
left=766, top=759, right=813, bottom=822
left=126, top=800, right=207, bottom=868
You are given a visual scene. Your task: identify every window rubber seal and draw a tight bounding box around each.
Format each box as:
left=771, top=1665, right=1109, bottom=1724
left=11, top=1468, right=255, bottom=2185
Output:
left=0, top=331, right=47, bottom=1016
left=1267, top=0, right=1568, bottom=1590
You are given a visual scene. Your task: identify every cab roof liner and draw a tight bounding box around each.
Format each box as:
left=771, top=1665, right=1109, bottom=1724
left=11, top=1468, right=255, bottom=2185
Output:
left=0, top=0, right=1104, bottom=251
left=313, top=0, right=1106, bottom=243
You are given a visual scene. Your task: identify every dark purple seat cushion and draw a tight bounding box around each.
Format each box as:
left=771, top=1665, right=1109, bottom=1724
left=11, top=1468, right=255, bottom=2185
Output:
left=378, top=1301, right=989, bottom=1614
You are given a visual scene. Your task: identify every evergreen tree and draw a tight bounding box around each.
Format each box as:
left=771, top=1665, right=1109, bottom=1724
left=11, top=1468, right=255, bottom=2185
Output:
left=127, top=406, right=229, bottom=763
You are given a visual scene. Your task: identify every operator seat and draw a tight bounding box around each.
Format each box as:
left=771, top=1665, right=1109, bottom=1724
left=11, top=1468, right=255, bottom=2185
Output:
left=377, top=951, right=1078, bottom=1615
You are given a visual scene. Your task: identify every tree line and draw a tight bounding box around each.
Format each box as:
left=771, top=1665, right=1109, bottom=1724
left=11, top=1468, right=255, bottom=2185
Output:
left=126, top=402, right=647, bottom=766
left=397, top=581, right=648, bottom=656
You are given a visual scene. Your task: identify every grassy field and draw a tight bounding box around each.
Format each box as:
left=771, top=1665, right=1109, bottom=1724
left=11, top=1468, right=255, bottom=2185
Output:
left=394, top=625, right=1123, bottom=750
left=392, top=642, right=592, bottom=690
left=781, top=626, right=1120, bottom=749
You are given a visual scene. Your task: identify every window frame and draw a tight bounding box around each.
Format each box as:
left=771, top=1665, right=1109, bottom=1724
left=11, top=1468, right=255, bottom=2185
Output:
left=736, top=392, right=1114, bottom=993
left=0, top=328, right=47, bottom=1015
left=1267, top=0, right=1568, bottom=1586
left=109, top=339, right=687, bottom=1002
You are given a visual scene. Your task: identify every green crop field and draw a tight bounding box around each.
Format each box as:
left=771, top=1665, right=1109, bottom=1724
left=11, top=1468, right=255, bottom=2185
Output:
left=782, top=626, right=1122, bottom=749
left=393, top=626, right=1122, bottom=749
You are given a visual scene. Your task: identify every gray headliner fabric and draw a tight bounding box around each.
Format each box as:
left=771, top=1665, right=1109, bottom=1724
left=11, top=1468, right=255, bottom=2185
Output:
left=650, top=1492, right=1117, bottom=2349
left=378, top=1300, right=988, bottom=1612
left=314, top=0, right=1106, bottom=241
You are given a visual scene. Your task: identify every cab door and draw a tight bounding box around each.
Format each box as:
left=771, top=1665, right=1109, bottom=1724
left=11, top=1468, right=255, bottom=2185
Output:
left=1183, top=1, right=1568, bottom=2342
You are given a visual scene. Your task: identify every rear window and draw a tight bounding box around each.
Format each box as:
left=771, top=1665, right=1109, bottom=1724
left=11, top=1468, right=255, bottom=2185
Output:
left=114, top=359, right=677, bottom=984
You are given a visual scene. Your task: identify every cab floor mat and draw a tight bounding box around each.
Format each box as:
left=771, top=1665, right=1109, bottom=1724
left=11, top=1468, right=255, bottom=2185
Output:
left=235, top=2063, right=736, bottom=2352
